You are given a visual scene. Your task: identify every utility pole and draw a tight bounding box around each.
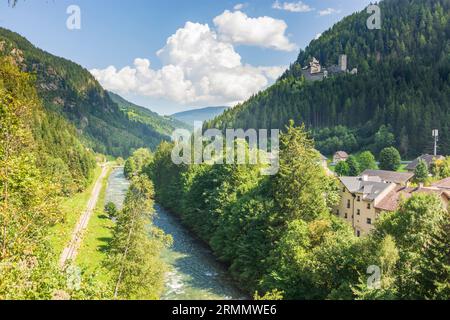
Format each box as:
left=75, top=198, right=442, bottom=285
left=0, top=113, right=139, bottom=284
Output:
left=432, top=129, right=439, bottom=156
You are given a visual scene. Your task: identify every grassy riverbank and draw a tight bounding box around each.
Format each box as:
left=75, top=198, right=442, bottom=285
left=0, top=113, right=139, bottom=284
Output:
left=48, top=165, right=103, bottom=256
left=76, top=165, right=116, bottom=283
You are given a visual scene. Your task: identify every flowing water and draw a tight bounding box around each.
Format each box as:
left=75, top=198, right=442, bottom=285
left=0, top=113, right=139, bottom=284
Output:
left=105, top=167, right=244, bottom=300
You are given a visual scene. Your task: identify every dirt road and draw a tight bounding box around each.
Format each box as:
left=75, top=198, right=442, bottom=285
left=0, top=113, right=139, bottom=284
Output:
left=59, top=165, right=108, bottom=267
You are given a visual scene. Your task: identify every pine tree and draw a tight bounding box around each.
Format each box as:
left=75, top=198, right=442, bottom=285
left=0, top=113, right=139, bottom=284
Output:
left=414, top=160, right=429, bottom=183
left=416, top=212, right=450, bottom=299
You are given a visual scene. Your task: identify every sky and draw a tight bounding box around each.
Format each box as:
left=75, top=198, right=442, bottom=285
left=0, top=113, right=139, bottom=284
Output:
left=0, top=0, right=373, bottom=115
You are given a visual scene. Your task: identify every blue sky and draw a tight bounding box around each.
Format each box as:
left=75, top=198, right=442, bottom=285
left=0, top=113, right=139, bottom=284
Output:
left=0, top=0, right=373, bottom=114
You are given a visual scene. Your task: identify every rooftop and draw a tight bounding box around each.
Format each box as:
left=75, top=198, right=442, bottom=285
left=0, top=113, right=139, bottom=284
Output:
left=432, top=177, right=450, bottom=190
left=361, top=169, right=414, bottom=185
left=376, top=186, right=450, bottom=212
left=405, top=154, right=445, bottom=171
left=339, top=176, right=395, bottom=201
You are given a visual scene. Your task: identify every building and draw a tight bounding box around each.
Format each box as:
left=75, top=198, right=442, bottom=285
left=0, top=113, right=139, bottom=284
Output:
left=333, top=151, right=349, bottom=163
left=336, top=175, right=397, bottom=237
left=301, top=55, right=351, bottom=82
left=376, top=185, right=449, bottom=213
left=360, top=169, right=414, bottom=186
left=335, top=172, right=450, bottom=237
left=405, top=154, right=445, bottom=172
left=432, top=177, right=450, bottom=190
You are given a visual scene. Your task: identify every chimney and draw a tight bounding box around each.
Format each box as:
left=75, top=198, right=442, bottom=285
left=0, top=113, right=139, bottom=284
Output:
left=362, top=175, right=369, bottom=181
left=339, top=54, right=347, bottom=72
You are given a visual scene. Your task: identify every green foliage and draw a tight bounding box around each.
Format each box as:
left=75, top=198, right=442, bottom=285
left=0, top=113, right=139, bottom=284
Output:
left=346, top=155, right=361, bottom=176
left=313, top=126, right=359, bottom=155
left=107, top=175, right=171, bottom=300
left=379, top=147, right=401, bottom=171
left=108, top=91, right=190, bottom=136
left=430, top=156, right=450, bottom=179
left=206, top=0, right=450, bottom=158
left=124, top=148, right=153, bottom=179
left=335, top=161, right=350, bottom=176
left=0, top=58, right=103, bottom=299
left=358, top=151, right=377, bottom=171
left=105, top=202, right=118, bottom=218
left=414, top=159, right=429, bottom=182
left=374, top=125, right=395, bottom=154
left=374, top=194, right=447, bottom=298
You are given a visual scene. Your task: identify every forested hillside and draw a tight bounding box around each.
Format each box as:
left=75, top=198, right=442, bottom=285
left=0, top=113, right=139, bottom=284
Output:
left=0, top=27, right=169, bottom=157
left=207, top=0, right=450, bottom=157
left=0, top=57, right=106, bottom=298
left=108, top=91, right=190, bottom=135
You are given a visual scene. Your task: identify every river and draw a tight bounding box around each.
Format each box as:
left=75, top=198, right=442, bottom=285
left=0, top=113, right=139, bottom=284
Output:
left=105, top=167, right=244, bottom=300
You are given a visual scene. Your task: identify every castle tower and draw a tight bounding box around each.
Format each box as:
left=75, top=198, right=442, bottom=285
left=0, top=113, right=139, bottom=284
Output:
left=339, top=54, right=347, bottom=72
left=310, top=57, right=321, bottom=74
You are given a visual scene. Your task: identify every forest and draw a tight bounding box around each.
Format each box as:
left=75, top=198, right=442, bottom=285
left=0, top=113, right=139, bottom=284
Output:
left=206, top=0, right=450, bottom=158
left=148, top=124, right=449, bottom=300
left=0, top=58, right=168, bottom=297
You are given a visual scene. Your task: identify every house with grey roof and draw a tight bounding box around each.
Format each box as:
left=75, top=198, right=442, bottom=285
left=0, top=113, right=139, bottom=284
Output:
left=406, top=154, right=445, bottom=172
left=335, top=175, right=397, bottom=237
left=360, top=169, right=414, bottom=186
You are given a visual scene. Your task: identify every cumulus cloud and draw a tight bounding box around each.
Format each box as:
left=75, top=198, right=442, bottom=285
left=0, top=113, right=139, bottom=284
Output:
left=318, top=8, right=341, bottom=16
left=272, top=1, right=313, bottom=13
left=91, top=21, right=286, bottom=106
left=213, top=10, right=297, bottom=52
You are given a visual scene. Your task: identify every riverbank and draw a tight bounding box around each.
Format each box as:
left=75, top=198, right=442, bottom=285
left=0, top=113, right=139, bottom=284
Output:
left=48, top=165, right=103, bottom=257
left=75, top=165, right=116, bottom=282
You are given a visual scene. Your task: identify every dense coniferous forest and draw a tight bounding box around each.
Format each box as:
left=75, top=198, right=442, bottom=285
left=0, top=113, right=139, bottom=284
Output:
left=207, top=0, right=450, bottom=158
left=0, top=28, right=178, bottom=157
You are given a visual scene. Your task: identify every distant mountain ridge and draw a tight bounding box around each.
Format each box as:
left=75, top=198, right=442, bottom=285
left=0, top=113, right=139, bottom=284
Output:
left=172, top=106, right=229, bottom=126
left=0, top=27, right=171, bottom=157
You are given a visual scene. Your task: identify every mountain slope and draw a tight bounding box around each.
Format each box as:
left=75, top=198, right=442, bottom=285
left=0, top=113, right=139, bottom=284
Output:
left=0, top=27, right=168, bottom=157
left=108, top=91, right=190, bottom=134
left=207, top=0, right=450, bottom=157
left=172, top=106, right=229, bottom=126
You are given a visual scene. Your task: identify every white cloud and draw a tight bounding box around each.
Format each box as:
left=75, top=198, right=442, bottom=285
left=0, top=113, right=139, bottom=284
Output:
left=272, top=1, right=313, bottom=13
left=91, top=21, right=286, bottom=107
left=213, top=10, right=297, bottom=52
left=318, top=8, right=341, bottom=16
left=314, top=33, right=322, bottom=40
left=233, top=3, right=246, bottom=10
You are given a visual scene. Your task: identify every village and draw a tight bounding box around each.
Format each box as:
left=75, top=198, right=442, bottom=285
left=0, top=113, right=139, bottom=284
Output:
left=321, top=150, right=450, bottom=237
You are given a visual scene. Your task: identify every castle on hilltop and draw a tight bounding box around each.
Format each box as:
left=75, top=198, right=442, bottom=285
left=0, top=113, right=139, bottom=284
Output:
left=301, top=54, right=358, bottom=82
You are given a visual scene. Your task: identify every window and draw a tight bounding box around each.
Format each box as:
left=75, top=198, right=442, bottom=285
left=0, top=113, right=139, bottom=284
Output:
left=357, top=196, right=361, bottom=202
left=367, top=218, right=372, bottom=225
left=344, top=213, right=348, bottom=219
left=336, top=209, right=340, bottom=216
left=347, top=200, right=351, bottom=209
left=356, top=230, right=361, bottom=237
left=357, top=209, right=361, bottom=216
left=367, top=203, right=371, bottom=209
left=343, top=187, right=346, bottom=192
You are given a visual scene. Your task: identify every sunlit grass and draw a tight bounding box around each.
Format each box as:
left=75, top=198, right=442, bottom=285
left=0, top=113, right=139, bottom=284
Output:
left=48, top=165, right=103, bottom=256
